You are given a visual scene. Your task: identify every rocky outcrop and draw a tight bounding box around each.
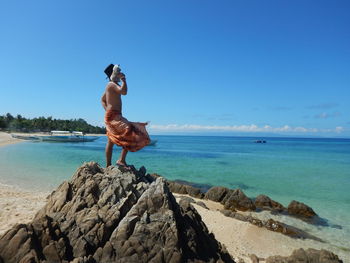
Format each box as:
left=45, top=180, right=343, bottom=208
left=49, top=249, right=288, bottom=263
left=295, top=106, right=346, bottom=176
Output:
left=166, top=180, right=204, bottom=199
left=254, top=195, right=286, bottom=213
left=222, top=189, right=256, bottom=211
left=287, top=200, right=317, bottom=220
left=204, top=187, right=229, bottom=203
left=205, top=187, right=256, bottom=212
left=162, top=178, right=322, bottom=230
left=265, top=248, right=342, bottom=263
left=165, top=178, right=321, bottom=226
left=0, top=162, right=234, bottom=263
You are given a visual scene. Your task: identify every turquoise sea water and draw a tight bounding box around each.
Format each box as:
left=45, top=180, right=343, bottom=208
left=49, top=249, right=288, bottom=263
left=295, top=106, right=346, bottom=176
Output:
left=1, top=135, right=350, bottom=253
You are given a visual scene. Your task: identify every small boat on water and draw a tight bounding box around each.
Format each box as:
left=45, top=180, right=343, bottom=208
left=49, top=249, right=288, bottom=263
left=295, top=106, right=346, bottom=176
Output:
left=254, top=140, right=267, bottom=143
left=11, top=134, right=40, bottom=141
left=39, top=131, right=99, bottom=142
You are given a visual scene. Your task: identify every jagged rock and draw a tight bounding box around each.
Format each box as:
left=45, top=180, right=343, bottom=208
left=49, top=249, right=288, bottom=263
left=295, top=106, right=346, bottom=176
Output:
left=0, top=162, right=234, bottom=263
left=150, top=173, right=161, bottom=179
left=247, top=216, right=263, bottom=227
left=205, top=187, right=255, bottom=212
left=151, top=175, right=205, bottom=199
left=196, top=201, right=209, bottom=210
left=151, top=176, right=321, bottom=226
left=167, top=180, right=204, bottom=199
left=254, top=195, right=285, bottom=212
left=222, top=189, right=256, bottom=212
left=179, top=196, right=196, bottom=204
left=205, top=187, right=230, bottom=202
left=265, top=248, right=342, bottom=263
left=287, top=200, right=317, bottom=219
left=263, top=219, right=299, bottom=237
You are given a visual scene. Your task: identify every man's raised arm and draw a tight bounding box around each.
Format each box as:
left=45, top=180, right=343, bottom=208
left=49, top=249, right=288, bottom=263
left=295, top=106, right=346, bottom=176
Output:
left=117, top=73, right=127, bottom=95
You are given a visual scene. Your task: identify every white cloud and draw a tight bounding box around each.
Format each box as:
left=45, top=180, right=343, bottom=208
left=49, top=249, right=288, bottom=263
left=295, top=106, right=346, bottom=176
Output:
left=149, top=124, right=344, bottom=134
left=335, top=126, right=344, bottom=133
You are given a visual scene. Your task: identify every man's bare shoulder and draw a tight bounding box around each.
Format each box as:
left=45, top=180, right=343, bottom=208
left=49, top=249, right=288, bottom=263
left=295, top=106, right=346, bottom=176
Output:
left=106, top=82, right=122, bottom=94
left=106, top=82, right=116, bottom=91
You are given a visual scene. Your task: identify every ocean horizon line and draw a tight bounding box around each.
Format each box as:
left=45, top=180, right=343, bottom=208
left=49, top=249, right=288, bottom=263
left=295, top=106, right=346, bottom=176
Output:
left=147, top=133, right=350, bottom=140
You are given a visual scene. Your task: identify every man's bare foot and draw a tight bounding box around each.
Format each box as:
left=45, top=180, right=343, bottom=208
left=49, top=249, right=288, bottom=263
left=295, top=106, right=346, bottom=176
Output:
left=116, top=160, right=127, bottom=166
left=116, top=160, right=131, bottom=170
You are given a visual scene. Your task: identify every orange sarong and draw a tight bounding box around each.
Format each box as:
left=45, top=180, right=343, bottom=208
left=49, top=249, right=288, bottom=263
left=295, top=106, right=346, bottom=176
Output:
left=105, top=110, right=150, bottom=152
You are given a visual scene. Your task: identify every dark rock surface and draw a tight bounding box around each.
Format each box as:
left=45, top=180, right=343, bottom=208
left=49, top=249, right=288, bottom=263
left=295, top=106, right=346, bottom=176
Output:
left=222, top=189, right=256, bottom=212
left=156, top=175, right=321, bottom=227
left=166, top=180, right=204, bottom=199
left=0, top=162, right=234, bottom=263
left=205, top=187, right=256, bottom=212
left=287, top=200, right=317, bottom=219
left=265, top=248, right=343, bottom=263
left=204, top=187, right=230, bottom=203
left=178, top=196, right=196, bottom=204
left=172, top=179, right=212, bottom=194
left=254, top=195, right=286, bottom=212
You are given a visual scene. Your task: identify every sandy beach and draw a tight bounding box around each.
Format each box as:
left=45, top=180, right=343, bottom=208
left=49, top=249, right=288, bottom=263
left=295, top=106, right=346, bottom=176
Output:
left=173, top=194, right=348, bottom=262
left=0, top=132, right=22, bottom=147
left=0, top=183, right=49, bottom=236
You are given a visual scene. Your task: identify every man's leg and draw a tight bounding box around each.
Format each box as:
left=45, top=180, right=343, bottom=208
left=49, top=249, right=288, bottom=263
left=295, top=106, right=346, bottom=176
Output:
left=105, top=138, right=114, bottom=167
left=117, top=148, right=128, bottom=166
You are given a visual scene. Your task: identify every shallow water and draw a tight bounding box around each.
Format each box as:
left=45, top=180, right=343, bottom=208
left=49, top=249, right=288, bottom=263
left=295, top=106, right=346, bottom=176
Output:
left=0, top=135, right=349, bottom=253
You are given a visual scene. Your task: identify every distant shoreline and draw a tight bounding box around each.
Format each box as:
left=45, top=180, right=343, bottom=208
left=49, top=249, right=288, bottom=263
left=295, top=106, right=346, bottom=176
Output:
left=148, top=133, right=350, bottom=140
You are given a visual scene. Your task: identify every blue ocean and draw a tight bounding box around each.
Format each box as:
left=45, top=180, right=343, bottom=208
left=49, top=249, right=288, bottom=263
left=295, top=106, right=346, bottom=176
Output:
left=0, top=135, right=349, bottom=253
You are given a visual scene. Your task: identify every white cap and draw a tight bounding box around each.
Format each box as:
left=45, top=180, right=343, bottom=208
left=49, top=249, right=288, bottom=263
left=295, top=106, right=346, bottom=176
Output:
left=113, top=64, right=121, bottom=73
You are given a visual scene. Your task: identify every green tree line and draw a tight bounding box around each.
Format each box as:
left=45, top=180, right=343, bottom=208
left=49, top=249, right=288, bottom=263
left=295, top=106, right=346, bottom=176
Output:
left=0, top=113, right=106, bottom=134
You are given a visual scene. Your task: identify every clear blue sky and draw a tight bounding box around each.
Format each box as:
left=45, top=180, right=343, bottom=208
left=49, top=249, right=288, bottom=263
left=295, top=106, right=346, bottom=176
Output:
left=0, top=0, right=349, bottom=137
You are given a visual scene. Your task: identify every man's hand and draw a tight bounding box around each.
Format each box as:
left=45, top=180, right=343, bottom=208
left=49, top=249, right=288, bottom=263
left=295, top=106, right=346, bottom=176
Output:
left=118, top=73, right=126, bottom=82
left=115, top=73, right=128, bottom=95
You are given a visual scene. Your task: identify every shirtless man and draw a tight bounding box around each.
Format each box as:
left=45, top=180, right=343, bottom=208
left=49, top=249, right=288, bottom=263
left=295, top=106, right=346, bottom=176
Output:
left=101, top=66, right=128, bottom=167
left=101, top=64, right=150, bottom=168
